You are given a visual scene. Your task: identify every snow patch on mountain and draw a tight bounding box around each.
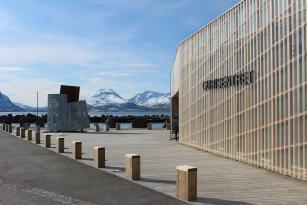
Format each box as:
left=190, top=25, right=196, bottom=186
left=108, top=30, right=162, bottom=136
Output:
left=129, top=91, right=170, bottom=108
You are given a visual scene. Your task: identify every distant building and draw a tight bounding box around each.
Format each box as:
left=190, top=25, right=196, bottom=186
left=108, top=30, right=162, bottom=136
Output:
left=171, top=0, right=307, bottom=181
left=47, top=85, right=90, bottom=132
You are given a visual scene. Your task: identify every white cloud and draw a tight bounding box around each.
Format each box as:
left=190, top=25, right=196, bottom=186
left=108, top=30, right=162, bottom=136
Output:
left=0, top=78, right=60, bottom=106
left=0, top=66, right=28, bottom=72
left=0, top=8, right=22, bottom=32
left=94, top=71, right=133, bottom=77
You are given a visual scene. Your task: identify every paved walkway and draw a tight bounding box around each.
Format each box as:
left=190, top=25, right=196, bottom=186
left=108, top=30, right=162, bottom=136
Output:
left=0, top=131, right=186, bottom=205
left=42, top=128, right=307, bottom=205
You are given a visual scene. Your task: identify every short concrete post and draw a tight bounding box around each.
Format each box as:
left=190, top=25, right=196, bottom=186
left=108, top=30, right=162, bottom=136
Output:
left=116, top=123, right=121, bottom=130
left=176, top=165, right=197, bottom=201
left=105, top=124, right=109, bottom=132
left=20, top=128, right=26, bottom=138
left=72, top=141, right=82, bottom=159
left=93, top=146, right=105, bottom=168
left=45, top=135, right=51, bottom=148
left=9, top=125, right=13, bottom=133
left=35, top=132, right=40, bottom=144
left=57, top=137, right=64, bottom=153
left=125, top=154, right=140, bottom=180
left=147, top=123, right=152, bottom=130
left=95, top=124, right=100, bottom=132
left=2, top=123, right=5, bottom=131
left=23, top=123, right=30, bottom=130
left=27, top=129, right=32, bottom=141
left=16, top=127, right=21, bottom=136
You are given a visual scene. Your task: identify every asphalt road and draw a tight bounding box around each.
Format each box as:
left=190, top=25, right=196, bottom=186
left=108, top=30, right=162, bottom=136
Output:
left=0, top=131, right=187, bottom=205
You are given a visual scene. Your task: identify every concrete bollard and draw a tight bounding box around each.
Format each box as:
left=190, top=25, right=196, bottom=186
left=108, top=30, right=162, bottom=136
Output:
left=125, top=154, right=140, bottom=180
left=45, top=135, right=51, bottom=148
left=72, top=141, right=82, bottom=159
left=22, top=123, right=30, bottom=130
left=147, top=123, right=152, bottom=130
left=9, top=125, right=13, bottom=133
left=105, top=124, right=109, bottom=132
left=116, top=123, right=121, bottom=130
left=20, top=128, right=26, bottom=138
left=16, top=127, right=21, bottom=136
left=93, top=146, right=105, bottom=168
left=57, top=137, right=64, bottom=153
left=27, top=129, right=32, bottom=141
left=176, top=165, right=197, bottom=201
left=95, top=124, right=100, bottom=132
left=35, top=132, right=40, bottom=144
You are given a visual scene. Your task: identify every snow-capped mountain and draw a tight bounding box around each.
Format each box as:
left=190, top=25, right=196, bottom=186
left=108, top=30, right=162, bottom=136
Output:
left=0, top=92, right=23, bottom=111
left=87, top=89, right=170, bottom=111
left=87, top=89, right=127, bottom=107
left=129, top=91, right=170, bottom=109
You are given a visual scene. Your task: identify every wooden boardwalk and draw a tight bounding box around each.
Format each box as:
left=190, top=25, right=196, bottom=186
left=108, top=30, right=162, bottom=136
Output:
left=11, top=128, right=307, bottom=204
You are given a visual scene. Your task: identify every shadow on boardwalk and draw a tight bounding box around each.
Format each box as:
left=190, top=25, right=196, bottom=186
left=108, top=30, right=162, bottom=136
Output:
left=197, top=197, right=252, bottom=205
left=140, top=178, right=176, bottom=185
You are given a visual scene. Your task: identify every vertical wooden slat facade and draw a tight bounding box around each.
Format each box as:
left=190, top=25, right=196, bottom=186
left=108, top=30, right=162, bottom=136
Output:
left=171, top=0, right=307, bottom=181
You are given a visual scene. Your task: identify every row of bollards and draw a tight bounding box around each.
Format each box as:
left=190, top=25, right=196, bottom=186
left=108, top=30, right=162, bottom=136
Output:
left=1, top=123, right=197, bottom=201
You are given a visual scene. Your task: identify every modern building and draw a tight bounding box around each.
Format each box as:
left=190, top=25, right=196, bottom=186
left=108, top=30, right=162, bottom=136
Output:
left=171, top=0, right=306, bottom=181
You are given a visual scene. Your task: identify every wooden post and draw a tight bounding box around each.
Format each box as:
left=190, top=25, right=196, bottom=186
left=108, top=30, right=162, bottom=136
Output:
left=16, top=127, right=21, bottom=136
left=93, top=146, right=105, bottom=168
left=176, top=165, right=197, bottom=201
left=9, top=125, right=12, bottom=133
left=116, top=123, right=121, bottom=130
left=2, top=123, right=5, bottom=131
left=35, top=132, right=40, bottom=144
left=5, top=124, right=9, bottom=132
left=57, top=137, right=64, bottom=153
left=95, top=124, right=100, bottom=132
left=20, top=128, right=26, bottom=138
left=147, top=123, right=152, bottom=130
left=125, top=154, right=140, bottom=180
left=45, top=135, right=51, bottom=148
left=72, top=141, right=82, bottom=159
left=27, top=129, right=32, bottom=141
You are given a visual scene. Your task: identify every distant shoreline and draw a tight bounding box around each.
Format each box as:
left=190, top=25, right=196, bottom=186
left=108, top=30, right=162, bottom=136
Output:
left=0, top=110, right=170, bottom=117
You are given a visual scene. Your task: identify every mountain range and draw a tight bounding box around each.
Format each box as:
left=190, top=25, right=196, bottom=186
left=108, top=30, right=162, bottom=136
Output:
left=0, top=89, right=170, bottom=112
left=0, top=92, right=24, bottom=111
left=87, top=89, right=170, bottom=111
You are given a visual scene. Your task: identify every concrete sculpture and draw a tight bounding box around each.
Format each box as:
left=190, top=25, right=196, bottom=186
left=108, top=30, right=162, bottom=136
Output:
left=47, top=85, right=90, bottom=132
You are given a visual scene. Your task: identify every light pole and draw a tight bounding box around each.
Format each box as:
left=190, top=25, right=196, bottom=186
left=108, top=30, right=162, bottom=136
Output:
left=36, top=91, right=38, bottom=117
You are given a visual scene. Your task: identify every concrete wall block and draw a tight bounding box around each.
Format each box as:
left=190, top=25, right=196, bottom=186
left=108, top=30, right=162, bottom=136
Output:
left=72, top=141, right=82, bottom=159
left=176, top=165, right=197, bottom=201
left=93, top=146, right=105, bottom=168
left=125, top=154, right=140, bottom=180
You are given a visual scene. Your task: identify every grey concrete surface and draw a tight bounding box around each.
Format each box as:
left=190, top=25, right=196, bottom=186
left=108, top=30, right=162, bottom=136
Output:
left=0, top=131, right=186, bottom=205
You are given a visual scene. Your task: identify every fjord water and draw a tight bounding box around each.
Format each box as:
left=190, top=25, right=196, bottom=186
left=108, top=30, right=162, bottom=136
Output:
left=0, top=110, right=170, bottom=117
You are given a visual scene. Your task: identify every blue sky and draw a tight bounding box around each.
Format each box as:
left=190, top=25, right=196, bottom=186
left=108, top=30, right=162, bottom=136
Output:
left=0, top=0, right=239, bottom=106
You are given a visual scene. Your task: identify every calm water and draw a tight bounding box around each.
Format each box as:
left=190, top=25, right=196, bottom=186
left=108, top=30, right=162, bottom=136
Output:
left=10, top=122, right=166, bottom=129
left=0, top=110, right=170, bottom=117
